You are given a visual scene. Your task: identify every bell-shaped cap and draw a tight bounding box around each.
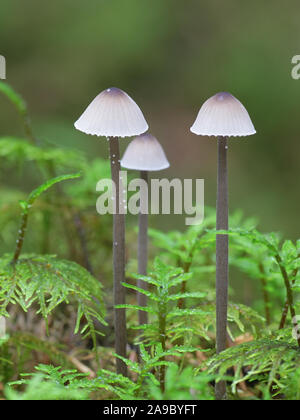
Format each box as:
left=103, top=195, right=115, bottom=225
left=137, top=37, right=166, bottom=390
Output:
left=190, top=92, right=256, bottom=137
left=121, top=134, right=170, bottom=171
left=74, top=87, right=149, bottom=138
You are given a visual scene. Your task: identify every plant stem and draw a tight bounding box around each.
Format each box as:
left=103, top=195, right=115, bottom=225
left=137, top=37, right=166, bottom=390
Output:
left=215, top=136, right=228, bottom=400
left=13, top=211, right=29, bottom=264
left=275, top=254, right=300, bottom=346
left=259, top=263, right=271, bottom=325
left=279, top=255, right=300, bottom=329
left=158, top=302, right=167, bottom=393
left=178, top=261, right=191, bottom=309
left=109, top=137, right=127, bottom=376
left=138, top=170, right=148, bottom=326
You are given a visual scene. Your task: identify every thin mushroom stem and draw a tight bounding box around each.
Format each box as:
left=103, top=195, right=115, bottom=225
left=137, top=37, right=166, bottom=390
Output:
left=138, top=170, right=148, bottom=326
left=215, top=136, right=229, bottom=400
left=109, top=137, right=127, bottom=376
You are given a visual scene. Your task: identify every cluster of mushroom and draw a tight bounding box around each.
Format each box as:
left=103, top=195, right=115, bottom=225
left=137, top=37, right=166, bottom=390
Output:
left=75, top=87, right=169, bottom=376
left=74, top=87, right=255, bottom=399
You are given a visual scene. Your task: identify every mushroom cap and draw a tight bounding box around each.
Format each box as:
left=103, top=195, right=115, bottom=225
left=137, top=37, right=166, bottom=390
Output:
left=121, top=134, right=170, bottom=171
left=190, top=92, right=256, bottom=137
left=74, top=87, right=149, bottom=138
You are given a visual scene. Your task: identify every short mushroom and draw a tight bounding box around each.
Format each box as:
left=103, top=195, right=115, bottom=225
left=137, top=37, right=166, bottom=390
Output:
left=121, top=133, right=169, bottom=326
left=190, top=92, right=256, bottom=399
left=74, top=87, right=148, bottom=376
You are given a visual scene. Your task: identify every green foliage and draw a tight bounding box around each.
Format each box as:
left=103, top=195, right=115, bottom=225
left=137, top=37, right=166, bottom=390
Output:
left=148, top=208, right=216, bottom=267
left=123, top=256, right=265, bottom=347
left=0, top=332, right=72, bottom=384
left=206, top=328, right=300, bottom=398
left=5, top=356, right=216, bottom=401
left=148, top=364, right=215, bottom=400
left=192, top=302, right=266, bottom=344
left=279, top=367, right=300, bottom=400
left=0, top=81, right=27, bottom=117
left=6, top=364, right=97, bottom=400
left=21, top=172, right=81, bottom=214
left=0, top=254, right=106, bottom=345
left=120, top=258, right=207, bottom=346
left=0, top=174, right=106, bottom=350
left=0, top=137, right=86, bottom=170
left=66, top=158, right=111, bottom=208
left=97, top=343, right=200, bottom=399
left=1, top=82, right=300, bottom=400
left=229, top=228, right=300, bottom=325
left=0, top=335, right=14, bottom=384
left=149, top=208, right=257, bottom=269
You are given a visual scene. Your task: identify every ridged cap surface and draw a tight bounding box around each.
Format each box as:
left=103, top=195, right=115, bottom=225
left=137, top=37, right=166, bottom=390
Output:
left=121, top=134, right=170, bottom=171
left=190, top=92, right=256, bottom=137
left=74, top=87, right=149, bottom=138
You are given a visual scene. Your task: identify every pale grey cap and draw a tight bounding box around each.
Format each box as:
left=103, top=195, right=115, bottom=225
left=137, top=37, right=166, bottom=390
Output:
left=190, top=92, right=256, bottom=137
left=121, top=134, right=170, bottom=171
left=74, top=87, right=149, bottom=138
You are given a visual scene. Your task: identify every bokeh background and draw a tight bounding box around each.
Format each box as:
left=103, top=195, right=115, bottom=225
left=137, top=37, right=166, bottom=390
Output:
left=1, top=0, right=300, bottom=239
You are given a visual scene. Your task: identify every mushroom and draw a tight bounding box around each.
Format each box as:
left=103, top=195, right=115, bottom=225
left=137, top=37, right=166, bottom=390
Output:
left=121, top=134, right=169, bottom=326
left=75, top=87, right=148, bottom=375
left=190, top=92, right=256, bottom=399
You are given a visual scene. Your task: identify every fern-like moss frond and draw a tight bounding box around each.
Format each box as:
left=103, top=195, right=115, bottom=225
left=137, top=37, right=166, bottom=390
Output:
left=0, top=253, right=107, bottom=347
left=206, top=328, right=300, bottom=396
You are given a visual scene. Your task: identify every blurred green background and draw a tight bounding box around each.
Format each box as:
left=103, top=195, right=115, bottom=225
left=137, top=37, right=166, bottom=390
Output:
left=1, top=0, right=300, bottom=238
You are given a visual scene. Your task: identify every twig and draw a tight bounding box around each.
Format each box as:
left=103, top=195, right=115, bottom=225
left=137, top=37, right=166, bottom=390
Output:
left=67, top=354, right=96, bottom=378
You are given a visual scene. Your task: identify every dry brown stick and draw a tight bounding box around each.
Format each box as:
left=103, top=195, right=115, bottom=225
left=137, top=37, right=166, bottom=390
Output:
left=67, top=354, right=96, bottom=378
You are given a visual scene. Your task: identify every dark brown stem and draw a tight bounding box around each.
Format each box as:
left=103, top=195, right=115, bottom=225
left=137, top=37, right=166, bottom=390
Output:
left=215, top=136, right=228, bottom=400
left=259, top=263, right=271, bottom=325
left=279, top=255, right=300, bottom=329
left=279, top=300, right=290, bottom=330
left=275, top=254, right=300, bottom=346
left=12, top=212, right=28, bottom=264
left=109, top=137, right=127, bottom=376
left=138, top=170, right=148, bottom=326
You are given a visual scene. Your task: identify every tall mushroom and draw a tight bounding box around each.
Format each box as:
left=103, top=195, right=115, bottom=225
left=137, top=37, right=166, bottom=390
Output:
left=190, top=92, right=256, bottom=399
left=121, top=134, right=169, bottom=326
left=74, top=87, right=148, bottom=375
